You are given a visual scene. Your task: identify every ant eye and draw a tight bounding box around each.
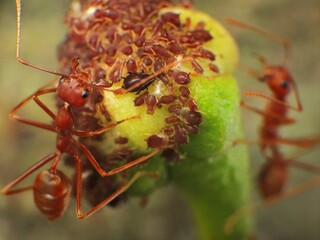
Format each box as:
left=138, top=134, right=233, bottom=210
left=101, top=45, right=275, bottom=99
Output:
left=81, top=90, right=90, bottom=99
left=281, top=80, right=289, bottom=89
left=59, top=77, right=65, bottom=83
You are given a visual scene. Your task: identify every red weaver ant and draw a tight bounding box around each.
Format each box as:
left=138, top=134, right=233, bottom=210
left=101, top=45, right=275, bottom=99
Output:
left=1, top=0, right=161, bottom=220
left=224, top=18, right=320, bottom=233
left=225, top=18, right=313, bottom=197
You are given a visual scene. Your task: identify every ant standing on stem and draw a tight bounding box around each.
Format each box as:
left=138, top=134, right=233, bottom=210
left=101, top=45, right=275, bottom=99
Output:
left=1, top=0, right=161, bottom=220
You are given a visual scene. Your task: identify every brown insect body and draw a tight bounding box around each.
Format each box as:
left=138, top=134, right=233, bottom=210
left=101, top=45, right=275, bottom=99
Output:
left=258, top=157, right=288, bottom=198
left=33, top=170, right=72, bottom=221
left=122, top=72, right=154, bottom=93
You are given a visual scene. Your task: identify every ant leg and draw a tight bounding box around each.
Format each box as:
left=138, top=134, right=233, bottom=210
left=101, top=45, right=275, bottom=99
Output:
left=233, top=137, right=316, bottom=149
left=75, top=142, right=107, bottom=176
left=9, top=88, right=57, bottom=132
left=289, top=159, right=320, bottom=174
left=245, top=91, right=302, bottom=112
left=268, top=137, right=320, bottom=148
left=103, top=149, right=160, bottom=176
left=73, top=153, right=157, bottom=219
left=240, top=100, right=296, bottom=124
left=72, top=115, right=140, bottom=137
left=77, top=141, right=160, bottom=177
left=224, top=175, right=320, bottom=234
left=1, top=153, right=58, bottom=195
left=225, top=18, right=291, bottom=64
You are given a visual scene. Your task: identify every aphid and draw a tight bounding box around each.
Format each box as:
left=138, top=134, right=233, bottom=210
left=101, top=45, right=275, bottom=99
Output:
left=168, top=41, right=186, bottom=54
left=184, top=110, right=203, bottom=126
left=168, top=102, right=183, bottom=114
left=143, top=57, right=153, bottom=66
left=109, top=60, right=125, bottom=82
left=165, top=115, right=180, bottom=124
left=106, top=43, right=118, bottom=57
left=158, top=95, right=176, bottom=105
left=187, top=98, right=198, bottom=111
left=146, top=134, right=169, bottom=148
left=184, top=124, right=199, bottom=134
left=1, top=0, right=160, bottom=220
left=169, top=70, right=191, bottom=85
left=134, top=35, right=145, bottom=47
left=179, top=86, right=191, bottom=97
left=192, top=59, right=204, bottom=74
left=134, top=91, right=148, bottom=106
left=160, top=12, right=181, bottom=27
left=208, top=63, right=219, bottom=73
left=174, top=124, right=189, bottom=144
left=161, top=148, right=181, bottom=163
left=161, top=126, right=175, bottom=135
left=145, top=94, right=158, bottom=114
left=114, top=136, right=129, bottom=145
left=126, top=58, right=138, bottom=72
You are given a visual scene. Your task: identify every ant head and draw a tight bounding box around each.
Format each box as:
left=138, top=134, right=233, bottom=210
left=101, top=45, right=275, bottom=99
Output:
left=57, top=59, right=91, bottom=107
left=260, top=66, right=293, bottom=97
left=57, top=76, right=91, bottom=107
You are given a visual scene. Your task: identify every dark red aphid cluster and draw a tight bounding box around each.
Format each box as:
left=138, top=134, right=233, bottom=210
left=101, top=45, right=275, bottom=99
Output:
left=58, top=0, right=215, bottom=208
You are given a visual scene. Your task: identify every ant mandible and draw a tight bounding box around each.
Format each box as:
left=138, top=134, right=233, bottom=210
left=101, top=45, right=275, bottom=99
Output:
left=0, top=0, right=160, bottom=220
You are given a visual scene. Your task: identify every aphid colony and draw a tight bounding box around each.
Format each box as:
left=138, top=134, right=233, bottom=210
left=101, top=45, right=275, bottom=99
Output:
left=58, top=0, right=219, bottom=153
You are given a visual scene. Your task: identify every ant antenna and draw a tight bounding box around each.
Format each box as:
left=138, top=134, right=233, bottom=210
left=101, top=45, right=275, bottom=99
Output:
left=15, top=0, right=67, bottom=77
left=225, top=18, right=291, bottom=65
left=245, top=91, right=303, bottom=112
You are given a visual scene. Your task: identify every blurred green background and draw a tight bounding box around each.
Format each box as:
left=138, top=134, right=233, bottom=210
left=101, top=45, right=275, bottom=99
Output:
left=0, top=0, right=319, bottom=239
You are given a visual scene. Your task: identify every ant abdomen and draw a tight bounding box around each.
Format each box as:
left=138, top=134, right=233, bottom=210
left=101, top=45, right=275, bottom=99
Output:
left=33, top=170, right=72, bottom=221
left=258, top=161, right=288, bottom=198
